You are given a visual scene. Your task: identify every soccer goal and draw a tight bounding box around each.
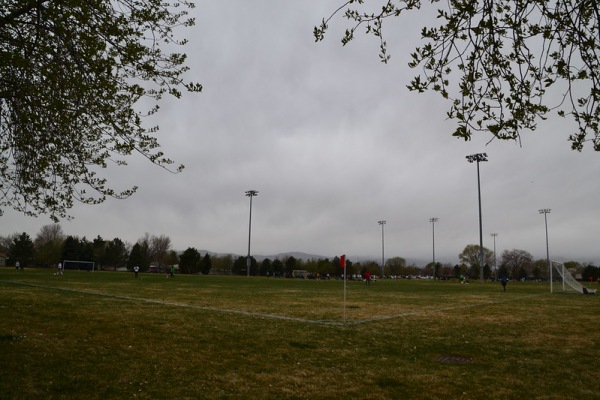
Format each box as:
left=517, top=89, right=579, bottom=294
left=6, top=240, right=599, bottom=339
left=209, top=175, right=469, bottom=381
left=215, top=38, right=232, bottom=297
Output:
left=63, top=260, right=95, bottom=271
left=292, top=270, right=308, bottom=279
left=551, top=261, right=596, bottom=294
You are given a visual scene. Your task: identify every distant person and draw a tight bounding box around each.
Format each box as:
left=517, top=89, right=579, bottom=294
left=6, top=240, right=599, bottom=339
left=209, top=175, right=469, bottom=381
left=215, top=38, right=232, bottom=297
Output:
left=501, top=277, right=508, bottom=291
left=364, top=271, right=371, bottom=286
left=134, top=266, right=139, bottom=279
left=170, top=266, right=175, bottom=278
left=57, top=262, right=63, bottom=276
left=15, top=261, right=20, bottom=271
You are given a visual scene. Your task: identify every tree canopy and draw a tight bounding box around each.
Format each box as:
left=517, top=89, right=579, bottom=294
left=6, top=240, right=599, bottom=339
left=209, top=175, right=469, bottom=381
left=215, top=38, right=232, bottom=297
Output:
left=500, top=248, right=534, bottom=278
left=8, top=232, right=34, bottom=264
left=0, top=1, right=201, bottom=221
left=179, top=247, right=201, bottom=274
left=459, top=244, right=494, bottom=267
left=315, top=0, right=600, bottom=151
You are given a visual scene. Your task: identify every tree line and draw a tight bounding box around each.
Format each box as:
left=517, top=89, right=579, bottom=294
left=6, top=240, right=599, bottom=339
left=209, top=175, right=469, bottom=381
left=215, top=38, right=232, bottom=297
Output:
left=1, top=224, right=598, bottom=281
left=457, top=244, right=599, bottom=282
left=0, top=224, right=179, bottom=272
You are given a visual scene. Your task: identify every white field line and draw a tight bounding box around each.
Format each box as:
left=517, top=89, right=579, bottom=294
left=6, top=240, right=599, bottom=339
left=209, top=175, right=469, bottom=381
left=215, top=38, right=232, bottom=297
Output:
left=351, top=293, right=544, bottom=326
left=1, top=280, right=543, bottom=327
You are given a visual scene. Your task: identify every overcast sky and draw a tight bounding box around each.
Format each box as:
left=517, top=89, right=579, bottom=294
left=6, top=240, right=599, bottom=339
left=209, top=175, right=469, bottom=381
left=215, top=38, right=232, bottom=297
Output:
left=2, top=1, right=599, bottom=265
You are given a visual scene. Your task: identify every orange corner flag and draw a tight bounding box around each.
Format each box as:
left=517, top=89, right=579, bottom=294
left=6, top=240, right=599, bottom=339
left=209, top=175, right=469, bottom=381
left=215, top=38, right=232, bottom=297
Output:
left=340, top=254, right=346, bottom=269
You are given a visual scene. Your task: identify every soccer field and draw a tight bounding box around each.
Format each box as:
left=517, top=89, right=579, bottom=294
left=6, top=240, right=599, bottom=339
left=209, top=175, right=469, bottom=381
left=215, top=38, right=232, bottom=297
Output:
left=1, top=268, right=598, bottom=399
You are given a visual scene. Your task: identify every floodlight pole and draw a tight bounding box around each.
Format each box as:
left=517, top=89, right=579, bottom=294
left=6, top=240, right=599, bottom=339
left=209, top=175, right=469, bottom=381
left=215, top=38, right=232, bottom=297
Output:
left=491, top=233, right=498, bottom=279
left=378, top=220, right=386, bottom=277
left=245, top=190, right=258, bottom=277
left=539, top=209, right=551, bottom=292
left=466, top=153, right=488, bottom=283
left=429, top=218, right=438, bottom=278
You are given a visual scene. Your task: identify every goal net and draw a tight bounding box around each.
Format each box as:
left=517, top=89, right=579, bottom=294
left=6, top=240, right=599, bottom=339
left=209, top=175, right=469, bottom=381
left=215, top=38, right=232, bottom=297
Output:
left=63, top=260, right=95, bottom=271
left=292, top=270, right=308, bottom=279
left=551, top=261, right=596, bottom=294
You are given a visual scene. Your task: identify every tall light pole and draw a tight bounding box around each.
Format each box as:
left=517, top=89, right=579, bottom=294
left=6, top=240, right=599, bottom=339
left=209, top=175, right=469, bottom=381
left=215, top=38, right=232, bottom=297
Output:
left=245, top=190, right=258, bottom=277
left=378, top=220, right=386, bottom=277
left=491, top=233, right=498, bottom=278
left=539, top=209, right=551, bottom=292
left=466, top=153, right=488, bottom=283
left=429, top=217, right=438, bottom=278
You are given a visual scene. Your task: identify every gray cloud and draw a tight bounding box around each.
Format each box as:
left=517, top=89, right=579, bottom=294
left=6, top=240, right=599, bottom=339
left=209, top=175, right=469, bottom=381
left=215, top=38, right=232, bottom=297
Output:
left=2, top=1, right=598, bottom=265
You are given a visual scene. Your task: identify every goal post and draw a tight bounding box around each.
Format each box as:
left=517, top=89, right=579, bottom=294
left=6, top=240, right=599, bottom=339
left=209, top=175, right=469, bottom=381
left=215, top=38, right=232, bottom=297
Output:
left=292, top=270, right=308, bottom=279
left=63, top=260, right=95, bottom=271
left=551, top=261, right=596, bottom=294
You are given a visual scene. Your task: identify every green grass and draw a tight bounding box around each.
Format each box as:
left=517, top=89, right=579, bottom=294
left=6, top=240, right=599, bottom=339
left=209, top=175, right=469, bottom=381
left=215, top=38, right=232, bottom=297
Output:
left=1, top=268, right=599, bottom=399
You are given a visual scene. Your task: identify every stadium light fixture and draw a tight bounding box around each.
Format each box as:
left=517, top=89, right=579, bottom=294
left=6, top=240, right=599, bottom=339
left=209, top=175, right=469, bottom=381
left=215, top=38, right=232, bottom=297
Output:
left=245, top=190, right=259, bottom=277
left=539, top=209, right=551, bottom=292
left=466, top=153, right=488, bottom=283
left=378, top=220, right=386, bottom=277
left=429, top=218, right=438, bottom=278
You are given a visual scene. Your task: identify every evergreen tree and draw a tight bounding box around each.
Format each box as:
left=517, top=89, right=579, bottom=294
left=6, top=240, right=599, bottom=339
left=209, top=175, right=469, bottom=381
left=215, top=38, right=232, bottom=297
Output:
left=179, top=247, right=201, bottom=274
left=92, top=236, right=107, bottom=270
left=285, top=256, right=297, bottom=275
left=105, top=238, right=128, bottom=271
left=261, top=258, right=273, bottom=276
left=128, top=242, right=150, bottom=272
left=232, top=256, right=257, bottom=276
left=9, top=232, right=35, bottom=266
left=200, top=253, right=212, bottom=275
left=271, top=259, right=284, bottom=277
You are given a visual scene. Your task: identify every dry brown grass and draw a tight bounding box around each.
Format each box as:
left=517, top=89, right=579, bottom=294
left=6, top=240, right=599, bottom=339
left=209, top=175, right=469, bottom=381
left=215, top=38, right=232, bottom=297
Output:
left=1, top=268, right=599, bottom=399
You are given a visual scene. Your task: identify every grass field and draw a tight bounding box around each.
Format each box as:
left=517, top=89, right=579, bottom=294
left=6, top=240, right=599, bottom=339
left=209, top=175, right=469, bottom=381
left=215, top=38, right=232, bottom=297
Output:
left=1, top=268, right=599, bottom=399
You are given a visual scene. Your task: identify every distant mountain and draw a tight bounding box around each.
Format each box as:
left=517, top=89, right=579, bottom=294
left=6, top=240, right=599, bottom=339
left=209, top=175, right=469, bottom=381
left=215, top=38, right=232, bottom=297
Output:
left=269, top=251, right=327, bottom=261
left=183, top=250, right=432, bottom=266
left=191, top=250, right=332, bottom=262
left=259, top=252, right=382, bottom=262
